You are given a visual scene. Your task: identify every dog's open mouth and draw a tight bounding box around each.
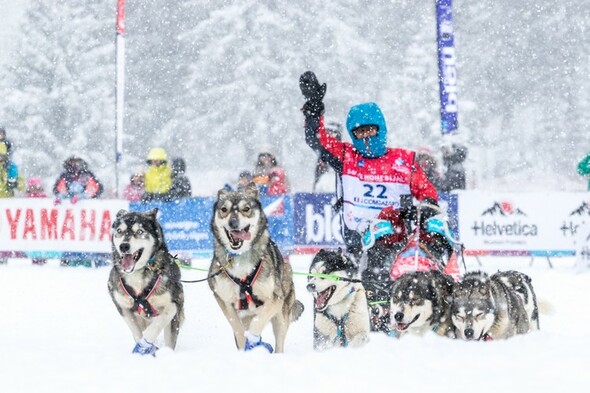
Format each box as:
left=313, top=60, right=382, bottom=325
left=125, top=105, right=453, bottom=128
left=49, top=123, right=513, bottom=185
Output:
left=314, top=285, right=336, bottom=311
left=394, top=314, right=420, bottom=331
left=225, top=226, right=251, bottom=249
left=121, top=249, right=143, bottom=272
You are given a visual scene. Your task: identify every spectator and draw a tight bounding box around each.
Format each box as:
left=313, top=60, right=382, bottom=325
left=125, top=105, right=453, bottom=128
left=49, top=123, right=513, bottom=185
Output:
left=0, top=127, right=14, bottom=158
left=142, top=147, right=173, bottom=202
left=313, top=121, right=342, bottom=192
left=416, top=147, right=443, bottom=191
left=25, top=177, right=48, bottom=265
left=440, top=143, right=467, bottom=192
left=123, top=171, right=145, bottom=202
left=53, top=156, right=103, bottom=204
left=252, top=152, right=277, bottom=194
left=0, top=142, right=24, bottom=198
left=169, top=158, right=192, bottom=200
left=26, top=177, right=47, bottom=198
left=236, top=170, right=253, bottom=191
left=53, top=157, right=103, bottom=267
left=268, top=167, right=289, bottom=195
left=578, top=152, right=590, bottom=191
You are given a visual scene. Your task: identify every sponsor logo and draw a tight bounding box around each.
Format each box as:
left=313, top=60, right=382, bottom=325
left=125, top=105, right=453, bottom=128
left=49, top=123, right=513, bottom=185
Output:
left=560, top=201, right=590, bottom=237
left=305, top=203, right=343, bottom=244
left=471, top=201, right=537, bottom=239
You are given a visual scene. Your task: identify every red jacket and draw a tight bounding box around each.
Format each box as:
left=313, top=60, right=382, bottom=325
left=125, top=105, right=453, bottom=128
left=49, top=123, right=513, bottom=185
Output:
left=311, top=116, right=438, bottom=231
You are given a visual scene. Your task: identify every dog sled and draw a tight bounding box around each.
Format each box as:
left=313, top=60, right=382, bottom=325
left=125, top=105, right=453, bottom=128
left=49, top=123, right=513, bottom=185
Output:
left=360, top=201, right=464, bottom=334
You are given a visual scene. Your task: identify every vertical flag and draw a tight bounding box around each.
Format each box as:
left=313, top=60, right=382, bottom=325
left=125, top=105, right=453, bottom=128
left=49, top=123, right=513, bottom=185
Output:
left=436, top=0, right=459, bottom=135
left=115, top=0, right=126, bottom=197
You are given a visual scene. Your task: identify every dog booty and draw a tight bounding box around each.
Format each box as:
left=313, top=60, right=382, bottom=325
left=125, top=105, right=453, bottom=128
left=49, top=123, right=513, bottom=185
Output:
left=244, top=332, right=273, bottom=353
left=132, top=338, right=158, bottom=357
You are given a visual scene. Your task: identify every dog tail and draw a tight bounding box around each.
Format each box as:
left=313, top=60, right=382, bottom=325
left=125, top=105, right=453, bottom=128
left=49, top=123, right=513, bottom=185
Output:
left=291, top=300, right=304, bottom=322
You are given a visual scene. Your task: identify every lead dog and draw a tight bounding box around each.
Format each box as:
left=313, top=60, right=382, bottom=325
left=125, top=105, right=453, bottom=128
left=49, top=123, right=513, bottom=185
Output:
left=208, top=184, right=303, bottom=353
left=389, top=270, right=455, bottom=338
left=451, top=271, right=531, bottom=341
left=307, top=249, right=370, bottom=350
left=108, top=209, right=184, bottom=356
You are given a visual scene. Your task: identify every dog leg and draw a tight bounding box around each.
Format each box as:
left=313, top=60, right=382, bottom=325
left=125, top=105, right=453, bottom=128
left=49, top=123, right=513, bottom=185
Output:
left=121, top=310, right=144, bottom=342
left=142, top=303, right=178, bottom=345
left=213, top=294, right=247, bottom=349
left=271, top=308, right=290, bottom=353
left=246, top=300, right=281, bottom=350
left=163, top=312, right=182, bottom=349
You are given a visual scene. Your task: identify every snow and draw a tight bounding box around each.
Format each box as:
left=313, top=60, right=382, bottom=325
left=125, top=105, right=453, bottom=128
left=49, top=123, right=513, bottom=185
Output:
left=1, top=255, right=589, bottom=393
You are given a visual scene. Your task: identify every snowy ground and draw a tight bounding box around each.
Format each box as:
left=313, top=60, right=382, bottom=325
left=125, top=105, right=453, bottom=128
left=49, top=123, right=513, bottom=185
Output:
left=1, top=255, right=589, bottom=393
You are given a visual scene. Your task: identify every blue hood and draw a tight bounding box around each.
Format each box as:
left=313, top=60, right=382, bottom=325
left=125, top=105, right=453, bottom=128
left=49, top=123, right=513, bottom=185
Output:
left=346, top=102, right=388, bottom=158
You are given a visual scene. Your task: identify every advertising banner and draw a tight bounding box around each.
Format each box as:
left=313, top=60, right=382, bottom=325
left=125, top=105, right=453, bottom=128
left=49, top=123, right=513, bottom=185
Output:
left=436, top=0, right=459, bottom=135
left=458, top=192, right=590, bottom=256
left=0, top=199, right=128, bottom=256
left=132, top=195, right=293, bottom=258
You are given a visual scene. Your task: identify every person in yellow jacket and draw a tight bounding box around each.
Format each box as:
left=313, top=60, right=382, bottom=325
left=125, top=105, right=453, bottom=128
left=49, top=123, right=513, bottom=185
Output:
left=142, top=147, right=173, bottom=202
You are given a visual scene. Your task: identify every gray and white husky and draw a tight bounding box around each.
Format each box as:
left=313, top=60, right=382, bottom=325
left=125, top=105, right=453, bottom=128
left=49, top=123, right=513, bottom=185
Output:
left=208, top=184, right=304, bottom=353
left=307, top=248, right=370, bottom=350
left=389, top=270, right=455, bottom=338
left=108, top=209, right=184, bottom=356
left=451, top=271, right=534, bottom=341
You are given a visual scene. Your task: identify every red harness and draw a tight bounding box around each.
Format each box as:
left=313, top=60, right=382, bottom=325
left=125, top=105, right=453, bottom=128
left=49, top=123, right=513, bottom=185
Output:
left=223, top=259, right=264, bottom=310
left=119, top=275, right=161, bottom=318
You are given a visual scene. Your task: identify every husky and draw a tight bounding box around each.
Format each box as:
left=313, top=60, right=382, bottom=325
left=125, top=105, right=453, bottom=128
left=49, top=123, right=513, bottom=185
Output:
left=208, top=184, right=304, bottom=353
left=451, top=271, right=530, bottom=341
left=492, top=270, right=540, bottom=330
left=108, top=209, right=184, bottom=356
left=389, top=270, right=455, bottom=338
left=307, top=248, right=370, bottom=350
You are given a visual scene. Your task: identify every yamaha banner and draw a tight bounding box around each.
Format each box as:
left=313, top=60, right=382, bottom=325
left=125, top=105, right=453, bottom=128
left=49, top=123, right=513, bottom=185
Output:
left=436, top=0, right=459, bottom=135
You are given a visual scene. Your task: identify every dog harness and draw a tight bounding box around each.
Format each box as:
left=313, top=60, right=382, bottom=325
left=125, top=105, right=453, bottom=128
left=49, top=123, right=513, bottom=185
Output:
left=321, top=311, right=350, bottom=347
left=318, top=288, right=358, bottom=347
left=119, top=274, right=161, bottom=318
left=224, top=259, right=264, bottom=310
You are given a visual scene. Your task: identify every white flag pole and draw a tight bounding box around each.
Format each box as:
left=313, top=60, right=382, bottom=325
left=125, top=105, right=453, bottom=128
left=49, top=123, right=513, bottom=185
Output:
left=115, top=0, right=126, bottom=198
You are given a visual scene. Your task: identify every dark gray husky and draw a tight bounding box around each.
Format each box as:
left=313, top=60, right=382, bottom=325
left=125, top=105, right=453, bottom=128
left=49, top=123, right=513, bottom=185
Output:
left=208, top=183, right=303, bottom=353
left=108, top=209, right=184, bottom=356
left=451, top=271, right=533, bottom=341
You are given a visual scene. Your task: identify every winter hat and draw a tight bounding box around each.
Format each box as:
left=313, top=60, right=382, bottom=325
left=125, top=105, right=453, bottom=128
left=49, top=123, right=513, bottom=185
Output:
left=147, top=147, right=168, bottom=161
left=346, top=102, right=388, bottom=158
left=172, top=158, right=186, bottom=173
left=27, top=177, right=43, bottom=187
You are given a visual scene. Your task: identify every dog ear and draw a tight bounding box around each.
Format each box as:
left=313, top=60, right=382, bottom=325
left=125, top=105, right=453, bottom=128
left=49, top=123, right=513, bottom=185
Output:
left=116, top=209, right=127, bottom=218
left=244, top=182, right=259, bottom=199
left=218, top=188, right=230, bottom=199
left=146, top=208, right=159, bottom=220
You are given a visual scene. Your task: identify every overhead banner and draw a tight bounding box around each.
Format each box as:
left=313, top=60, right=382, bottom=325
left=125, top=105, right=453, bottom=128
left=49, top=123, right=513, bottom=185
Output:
left=457, top=191, right=590, bottom=256
left=436, top=0, right=459, bottom=135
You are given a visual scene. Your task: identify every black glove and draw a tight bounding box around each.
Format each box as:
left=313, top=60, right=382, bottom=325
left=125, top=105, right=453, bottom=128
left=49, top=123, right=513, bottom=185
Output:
left=299, top=71, right=326, bottom=117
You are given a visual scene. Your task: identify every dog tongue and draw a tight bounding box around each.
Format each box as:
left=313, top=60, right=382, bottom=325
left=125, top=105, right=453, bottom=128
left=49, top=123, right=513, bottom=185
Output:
left=231, top=230, right=251, bottom=241
left=122, top=254, right=135, bottom=271
left=315, top=290, right=330, bottom=309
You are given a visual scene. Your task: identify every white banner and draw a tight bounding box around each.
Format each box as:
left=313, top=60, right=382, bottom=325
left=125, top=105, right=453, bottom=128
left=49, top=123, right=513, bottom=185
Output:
left=457, top=191, right=590, bottom=256
left=0, top=199, right=129, bottom=253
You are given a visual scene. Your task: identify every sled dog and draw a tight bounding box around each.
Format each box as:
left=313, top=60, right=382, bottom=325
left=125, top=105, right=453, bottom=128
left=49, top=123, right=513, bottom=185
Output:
left=208, top=184, right=304, bottom=353
left=492, top=270, right=540, bottom=330
left=108, top=209, right=184, bottom=355
left=307, top=249, right=370, bottom=350
left=389, top=270, right=455, bottom=337
left=451, top=271, right=530, bottom=341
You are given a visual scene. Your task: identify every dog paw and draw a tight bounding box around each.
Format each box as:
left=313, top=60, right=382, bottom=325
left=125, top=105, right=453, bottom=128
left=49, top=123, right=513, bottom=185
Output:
left=132, top=338, right=158, bottom=356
